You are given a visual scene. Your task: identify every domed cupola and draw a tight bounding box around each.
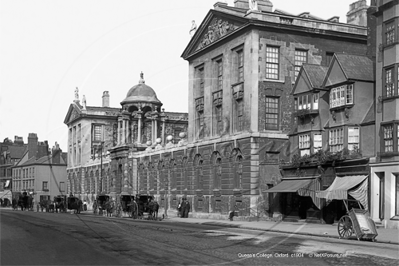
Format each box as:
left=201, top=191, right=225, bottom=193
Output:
left=121, top=72, right=162, bottom=107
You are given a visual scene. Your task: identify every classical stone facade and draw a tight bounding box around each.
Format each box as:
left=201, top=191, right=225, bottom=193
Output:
left=64, top=1, right=372, bottom=220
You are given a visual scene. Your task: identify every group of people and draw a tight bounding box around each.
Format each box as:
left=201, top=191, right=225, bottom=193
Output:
left=177, top=198, right=190, bottom=218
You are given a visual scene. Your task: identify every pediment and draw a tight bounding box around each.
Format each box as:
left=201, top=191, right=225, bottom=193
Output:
left=63, top=103, right=82, bottom=125
left=182, top=10, right=247, bottom=59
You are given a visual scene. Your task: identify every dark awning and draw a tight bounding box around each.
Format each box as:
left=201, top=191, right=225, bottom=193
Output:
left=264, top=178, right=314, bottom=193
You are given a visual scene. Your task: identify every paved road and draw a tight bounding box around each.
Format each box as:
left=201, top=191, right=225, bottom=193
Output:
left=1, top=210, right=398, bottom=265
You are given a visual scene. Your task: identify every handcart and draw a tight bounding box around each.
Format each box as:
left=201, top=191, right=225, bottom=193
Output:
left=337, top=199, right=378, bottom=241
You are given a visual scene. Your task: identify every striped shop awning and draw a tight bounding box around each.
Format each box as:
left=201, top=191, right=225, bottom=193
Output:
left=316, top=175, right=368, bottom=201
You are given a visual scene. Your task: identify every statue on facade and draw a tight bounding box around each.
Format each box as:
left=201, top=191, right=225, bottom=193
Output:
left=249, top=0, right=258, bottom=11
left=74, top=87, right=79, bottom=101
left=189, top=20, right=197, bottom=38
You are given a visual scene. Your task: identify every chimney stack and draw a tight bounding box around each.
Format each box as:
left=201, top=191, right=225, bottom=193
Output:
left=347, top=0, right=368, bottom=26
left=14, top=136, right=24, bottom=144
left=51, top=142, right=61, bottom=164
left=28, top=133, right=38, bottom=159
left=102, top=91, right=110, bottom=107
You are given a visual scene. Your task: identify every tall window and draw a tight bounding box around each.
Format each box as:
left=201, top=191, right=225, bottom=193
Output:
left=195, top=97, right=204, bottom=139
left=395, top=174, right=399, bottom=216
left=330, top=84, right=353, bottom=108
left=385, top=68, right=394, bottom=97
left=60, top=182, right=65, bottom=192
left=42, top=181, right=48, bottom=191
left=266, top=46, right=279, bottom=80
left=383, top=125, right=394, bottom=152
left=214, top=157, right=222, bottom=189
left=348, top=127, right=359, bottom=151
left=299, top=134, right=310, bottom=156
left=329, top=128, right=344, bottom=153
left=312, top=93, right=319, bottom=110
left=237, top=49, right=244, bottom=82
left=313, top=133, right=322, bottom=153
left=265, top=97, right=279, bottom=130
left=237, top=99, right=244, bottom=132
left=294, top=49, right=307, bottom=80
left=93, top=125, right=102, bottom=141
left=213, top=90, right=223, bottom=135
left=235, top=155, right=243, bottom=189
left=198, top=67, right=205, bottom=96
left=216, top=58, right=223, bottom=90
left=385, top=21, right=396, bottom=46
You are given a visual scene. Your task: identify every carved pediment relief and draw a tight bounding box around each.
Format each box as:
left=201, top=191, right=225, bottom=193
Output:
left=196, top=18, right=238, bottom=51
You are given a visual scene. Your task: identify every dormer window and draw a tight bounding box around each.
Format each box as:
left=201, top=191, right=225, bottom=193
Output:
left=329, top=84, right=354, bottom=109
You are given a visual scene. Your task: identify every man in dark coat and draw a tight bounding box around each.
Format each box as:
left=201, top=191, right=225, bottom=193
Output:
left=181, top=198, right=190, bottom=218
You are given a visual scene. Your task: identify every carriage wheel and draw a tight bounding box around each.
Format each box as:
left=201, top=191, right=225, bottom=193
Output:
left=338, top=215, right=353, bottom=239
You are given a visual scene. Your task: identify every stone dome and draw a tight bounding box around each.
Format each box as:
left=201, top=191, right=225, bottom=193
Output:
left=121, top=72, right=161, bottom=105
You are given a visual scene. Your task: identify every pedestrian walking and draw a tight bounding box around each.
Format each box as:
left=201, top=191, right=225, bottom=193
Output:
left=181, top=198, right=190, bottom=218
left=177, top=199, right=182, bottom=217
left=36, top=203, right=39, bottom=212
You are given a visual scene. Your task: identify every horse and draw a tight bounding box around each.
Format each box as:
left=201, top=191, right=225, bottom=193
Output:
left=48, top=202, right=55, bottom=213
left=127, top=201, right=138, bottom=219
left=105, top=200, right=115, bottom=217
left=148, top=201, right=159, bottom=220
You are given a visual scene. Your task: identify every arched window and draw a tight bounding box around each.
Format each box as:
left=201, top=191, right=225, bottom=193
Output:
left=194, top=155, right=203, bottom=190
left=182, top=157, right=188, bottom=191
left=215, top=157, right=222, bottom=189
left=235, top=155, right=243, bottom=189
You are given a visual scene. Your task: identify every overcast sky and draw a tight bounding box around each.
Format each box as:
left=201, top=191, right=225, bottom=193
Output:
left=0, top=0, right=369, bottom=151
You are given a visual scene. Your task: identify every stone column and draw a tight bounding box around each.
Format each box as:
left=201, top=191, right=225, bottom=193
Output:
left=122, top=119, right=126, bottom=144
left=117, top=119, right=121, bottom=145
left=137, top=111, right=142, bottom=144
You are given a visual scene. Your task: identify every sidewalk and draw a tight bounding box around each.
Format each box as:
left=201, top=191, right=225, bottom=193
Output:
left=166, top=216, right=399, bottom=245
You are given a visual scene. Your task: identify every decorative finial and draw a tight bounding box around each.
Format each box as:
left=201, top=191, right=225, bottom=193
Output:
left=139, top=71, right=145, bottom=84
left=189, top=20, right=197, bottom=37
left=74, top=87, right=80, bottom=102
left=82, top=95, right=87, bottom=110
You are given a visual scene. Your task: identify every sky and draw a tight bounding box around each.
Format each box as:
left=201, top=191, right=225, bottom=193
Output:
left=0, top=0, right=369, bottom=151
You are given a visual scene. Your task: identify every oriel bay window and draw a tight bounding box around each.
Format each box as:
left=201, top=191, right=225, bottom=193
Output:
left=384, top=19, right=398, bottom=47
left=329, top=84, right=353, bottom=108
left=383, top=65, right=399, bottom=98
left=381, top=123, right=399, bottom=153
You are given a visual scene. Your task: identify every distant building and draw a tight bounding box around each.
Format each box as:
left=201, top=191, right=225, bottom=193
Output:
left=0, top=136, right=26, bottom=205
left=12, top=133, right=67, bottom=203
left=63, top=80, right=188, bottom=211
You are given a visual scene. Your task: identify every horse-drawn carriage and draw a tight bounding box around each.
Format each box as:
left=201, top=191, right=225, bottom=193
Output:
left=67, top=196, right=82, bottom=214
left=54, top=195, right=66, bottom=213
left=94, top=193, right=110, bottom=216
left=14, top=191, right=33, bottom=211
left=136, top=195, right=159, bottom=220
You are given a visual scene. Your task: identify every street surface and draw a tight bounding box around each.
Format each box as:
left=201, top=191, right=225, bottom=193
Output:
left=1, top=209, right=398, bottom=265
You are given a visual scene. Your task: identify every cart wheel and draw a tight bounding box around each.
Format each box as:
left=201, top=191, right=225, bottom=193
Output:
left=338, top=215, right=353, bottom=239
